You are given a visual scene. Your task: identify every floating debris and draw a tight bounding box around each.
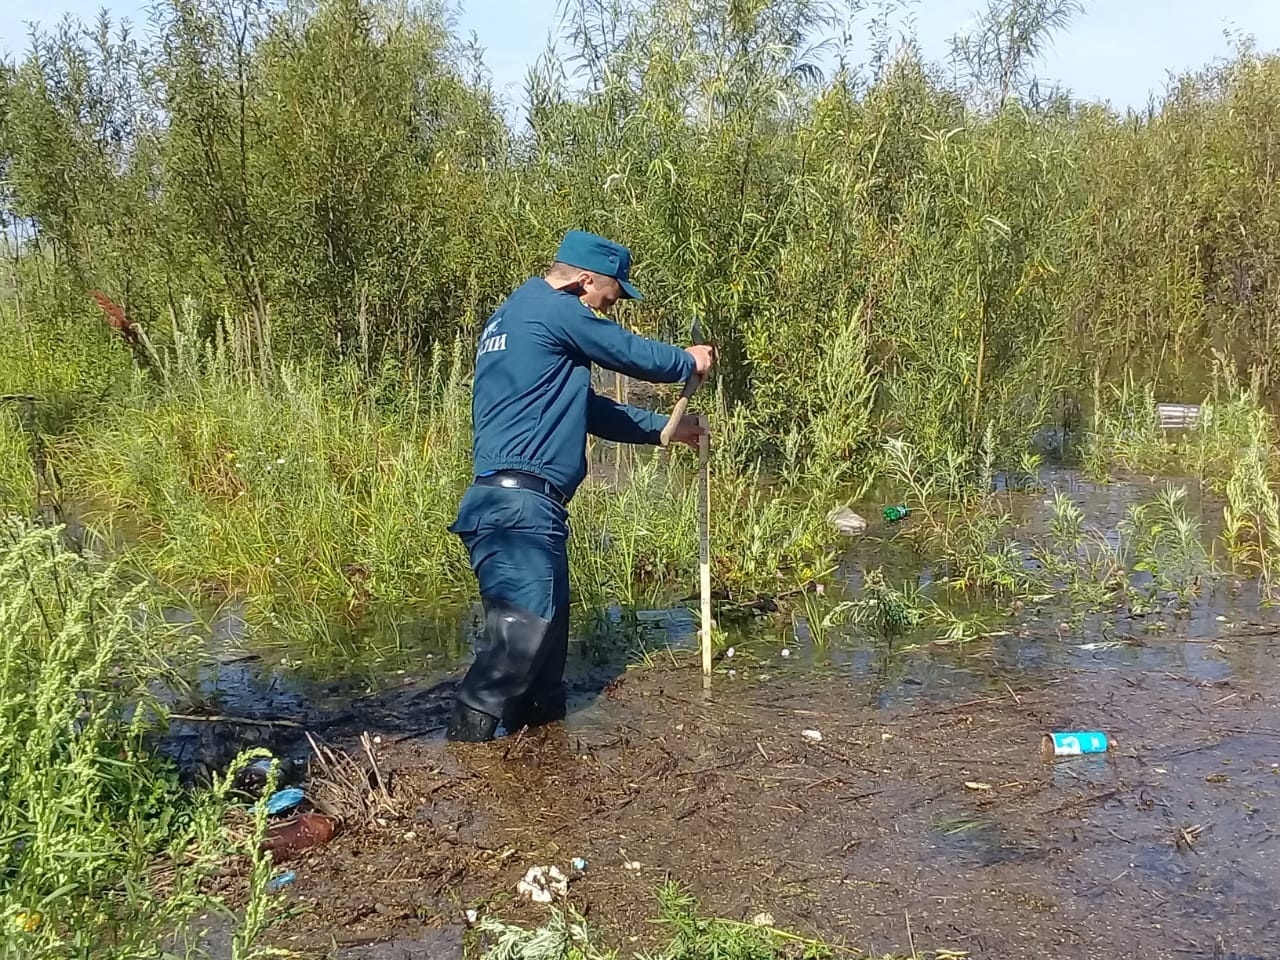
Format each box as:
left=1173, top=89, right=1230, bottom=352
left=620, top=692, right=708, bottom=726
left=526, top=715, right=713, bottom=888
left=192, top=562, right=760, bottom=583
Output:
left=780, top=648, right=791, bottom=658
left=1156, top=402, right=1201, bottom=430
left=1041, top=731, right=1110, bottom=760
left=827, top=506, right=867, bottom=536
left=517, top=866, right=568, bottom=904
left=1175, top=823, right=1205, bottom=852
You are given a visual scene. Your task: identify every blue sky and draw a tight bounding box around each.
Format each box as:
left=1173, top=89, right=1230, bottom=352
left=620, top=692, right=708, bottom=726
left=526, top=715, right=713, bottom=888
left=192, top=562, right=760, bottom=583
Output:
left=3, top=0, right=1279, bottom=113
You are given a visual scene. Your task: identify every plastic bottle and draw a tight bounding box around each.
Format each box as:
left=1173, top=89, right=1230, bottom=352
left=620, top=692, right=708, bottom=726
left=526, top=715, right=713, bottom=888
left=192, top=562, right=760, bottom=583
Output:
left=882, top=505, right=911, bottom=523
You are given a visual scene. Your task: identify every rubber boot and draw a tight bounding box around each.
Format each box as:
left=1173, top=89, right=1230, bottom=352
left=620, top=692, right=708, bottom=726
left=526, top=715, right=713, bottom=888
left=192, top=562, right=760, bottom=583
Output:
left=445, top=701, right=499, bottom=742
left=504, top=684, right=567, bottom=731
left=504, top=603, right=569, bottom=730
left=455, top=599, right=554, bottom=732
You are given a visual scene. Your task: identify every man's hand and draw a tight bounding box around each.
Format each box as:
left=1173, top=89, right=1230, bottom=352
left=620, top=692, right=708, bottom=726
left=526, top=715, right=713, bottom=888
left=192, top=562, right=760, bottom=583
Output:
left=685, top=344, right=715, bottom=376
left=671, top=412, right=709, bottom=450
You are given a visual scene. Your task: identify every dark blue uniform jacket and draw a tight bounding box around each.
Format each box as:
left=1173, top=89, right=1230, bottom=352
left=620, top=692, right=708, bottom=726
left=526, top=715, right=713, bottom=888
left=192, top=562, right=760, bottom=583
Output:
left=461, top=277, right=695, bottom=504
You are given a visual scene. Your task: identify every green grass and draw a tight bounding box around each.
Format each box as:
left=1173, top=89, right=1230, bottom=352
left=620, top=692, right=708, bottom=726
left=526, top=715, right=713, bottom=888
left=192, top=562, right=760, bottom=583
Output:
left=466, top=882, right=930, bottom=960
left=9, top=313, right=847, bottom=653
left=0, top=407, right=35, bottom=511
left=59, top=348, right=478, bottom=625
left=0, top=519, right=278, bottom=960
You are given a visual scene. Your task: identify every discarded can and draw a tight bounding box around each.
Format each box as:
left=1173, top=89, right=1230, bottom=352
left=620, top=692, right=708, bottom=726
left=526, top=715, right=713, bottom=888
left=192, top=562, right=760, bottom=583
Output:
left=264, top=787, right=305, bottom=816
left=882, top=505, right=911, bottom=523
left=266, top=870, right=296, bottom=893
left=1041, top=731, right=1110, bottom=761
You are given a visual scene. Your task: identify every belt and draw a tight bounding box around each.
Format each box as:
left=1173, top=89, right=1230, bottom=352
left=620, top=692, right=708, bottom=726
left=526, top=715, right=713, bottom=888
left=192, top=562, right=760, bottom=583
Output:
left=474, top=470, right=569, bottom=506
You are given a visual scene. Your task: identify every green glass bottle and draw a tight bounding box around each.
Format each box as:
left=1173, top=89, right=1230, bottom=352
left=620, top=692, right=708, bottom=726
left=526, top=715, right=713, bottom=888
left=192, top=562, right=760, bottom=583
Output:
left=882, top=504, right=911, bottom=523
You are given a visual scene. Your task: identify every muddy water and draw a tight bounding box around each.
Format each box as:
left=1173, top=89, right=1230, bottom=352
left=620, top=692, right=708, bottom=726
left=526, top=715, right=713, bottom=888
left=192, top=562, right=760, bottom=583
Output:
left=169, top=470, right=1280, bottom=959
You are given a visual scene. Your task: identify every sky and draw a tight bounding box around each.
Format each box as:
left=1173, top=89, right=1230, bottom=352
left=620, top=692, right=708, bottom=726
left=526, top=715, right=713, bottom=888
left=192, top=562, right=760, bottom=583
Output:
left=2, top=0, right=1279, bottom=115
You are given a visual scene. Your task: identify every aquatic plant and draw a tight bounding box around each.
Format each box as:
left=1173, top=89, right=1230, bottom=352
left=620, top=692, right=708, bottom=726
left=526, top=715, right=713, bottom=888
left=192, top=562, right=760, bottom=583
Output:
left=1119, top=485, right=1215, bottom=608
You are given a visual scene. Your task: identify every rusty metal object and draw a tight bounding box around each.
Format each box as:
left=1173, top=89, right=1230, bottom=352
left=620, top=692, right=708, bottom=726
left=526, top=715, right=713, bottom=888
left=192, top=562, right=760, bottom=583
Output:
left=262, top=813, right=337, bottom=858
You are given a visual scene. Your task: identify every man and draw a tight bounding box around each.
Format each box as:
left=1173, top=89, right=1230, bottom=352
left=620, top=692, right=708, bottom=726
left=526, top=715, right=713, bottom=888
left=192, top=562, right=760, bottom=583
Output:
left=445, top=229, right=715, bottom=743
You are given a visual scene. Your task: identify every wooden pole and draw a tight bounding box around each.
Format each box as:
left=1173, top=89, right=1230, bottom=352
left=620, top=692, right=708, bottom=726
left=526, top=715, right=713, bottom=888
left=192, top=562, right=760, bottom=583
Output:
left=698, top=420, right=712, bottom=681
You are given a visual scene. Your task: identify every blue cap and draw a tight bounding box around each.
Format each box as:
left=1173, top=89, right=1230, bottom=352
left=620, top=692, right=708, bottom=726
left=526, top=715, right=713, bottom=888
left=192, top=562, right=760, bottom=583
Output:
left=555, top=229, right=643, bottom=301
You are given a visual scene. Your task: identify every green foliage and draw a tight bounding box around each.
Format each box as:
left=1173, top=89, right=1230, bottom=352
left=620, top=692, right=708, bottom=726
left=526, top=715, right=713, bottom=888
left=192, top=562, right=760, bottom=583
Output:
left=1119, top=484, right=1215, bottom=608
left=846, top=567, right=925, bottom=642
left=0, top=406, right=35, bottom=511
left=470, top=882, right=854, bottom=960
left=58, top=340, right=478, bottom=632
left=6, top=0, right=1279, bottom=492
left=0, top=520, right=270, bottom=959
left=1, top=0, right=1280, bottom=628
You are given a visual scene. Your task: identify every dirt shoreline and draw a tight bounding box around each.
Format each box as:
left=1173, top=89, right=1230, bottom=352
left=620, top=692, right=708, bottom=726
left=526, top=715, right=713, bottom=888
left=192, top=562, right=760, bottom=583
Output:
left=211, top=625, right=1280, bottom=960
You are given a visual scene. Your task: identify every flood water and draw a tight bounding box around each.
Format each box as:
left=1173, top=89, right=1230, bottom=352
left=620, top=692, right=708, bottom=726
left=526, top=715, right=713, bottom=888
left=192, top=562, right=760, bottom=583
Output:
left=166, top=468, right=1280, bottom=959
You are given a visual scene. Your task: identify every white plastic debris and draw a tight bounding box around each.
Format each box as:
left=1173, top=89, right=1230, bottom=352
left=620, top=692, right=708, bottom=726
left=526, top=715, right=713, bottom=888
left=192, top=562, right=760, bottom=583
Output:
left=801, top=729, right=823, bottom=742
left=780, top=648, right=791, bottom=658
left=827, top=506, right=867, bottom=537
left=752, top=912, right=776, bottom=927
left=516, top=866, right=568, bottom=904
left=623, top=861, right=642, bottom=871
left=725, top=647, right=736, bottom=658
left=464, top=909, right=478, bottom=925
